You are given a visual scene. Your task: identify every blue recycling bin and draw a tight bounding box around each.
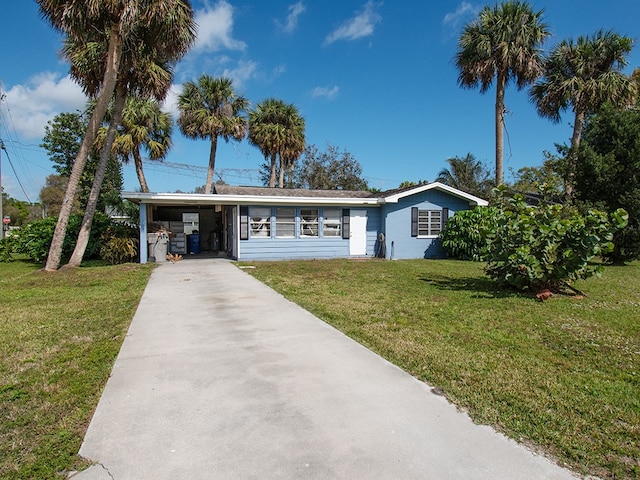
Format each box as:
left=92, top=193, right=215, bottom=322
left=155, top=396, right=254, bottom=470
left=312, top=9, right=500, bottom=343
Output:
left=188, top=233, right=200, bottom=254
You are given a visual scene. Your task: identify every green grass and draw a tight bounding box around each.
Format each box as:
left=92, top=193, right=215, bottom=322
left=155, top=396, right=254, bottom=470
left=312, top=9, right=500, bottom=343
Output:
left=0, top=259, right=154, bottom=479
left=244, top=258, right=640, bottom=479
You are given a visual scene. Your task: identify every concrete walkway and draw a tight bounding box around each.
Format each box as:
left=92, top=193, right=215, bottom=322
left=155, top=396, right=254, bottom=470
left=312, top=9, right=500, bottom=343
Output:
left=72, top=259, right=578, bottom=480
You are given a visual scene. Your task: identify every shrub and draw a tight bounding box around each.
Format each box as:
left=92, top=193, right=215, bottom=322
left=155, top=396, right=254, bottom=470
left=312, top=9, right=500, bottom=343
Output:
left=440, top=206, right=498, bottom=261
left=99, top=224, right=139, bottom=264
left=485, top=190, right=628, bottom=292
left=7, top=213, right=131, bottom=264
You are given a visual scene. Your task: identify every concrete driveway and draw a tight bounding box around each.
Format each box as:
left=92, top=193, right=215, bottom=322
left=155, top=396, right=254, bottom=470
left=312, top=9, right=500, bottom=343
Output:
left=71, top=259, right=578, bottom=480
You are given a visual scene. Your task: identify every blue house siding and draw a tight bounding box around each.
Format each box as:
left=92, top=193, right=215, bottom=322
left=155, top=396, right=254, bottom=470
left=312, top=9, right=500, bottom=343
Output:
left=365, top=207, right=382, bottom=257
left=128, top=182, right=487, bottom=263
left=238, top=206, right=381, bottom=261
left=383, top=190, right=471, bottom=259
left=239, top=238, right=350, bottom=260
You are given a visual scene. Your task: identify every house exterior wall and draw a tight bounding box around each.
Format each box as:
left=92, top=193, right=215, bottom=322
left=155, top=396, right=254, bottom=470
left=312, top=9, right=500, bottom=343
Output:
left=382, top=190, right=472, bottom=259
left=238, top=206, right=380, bottom=261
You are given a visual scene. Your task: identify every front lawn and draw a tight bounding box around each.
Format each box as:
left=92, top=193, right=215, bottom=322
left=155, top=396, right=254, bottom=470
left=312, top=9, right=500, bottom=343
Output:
left=244, top=258, right=639, bottom=479
left=0, top=260, right=153, bottom=479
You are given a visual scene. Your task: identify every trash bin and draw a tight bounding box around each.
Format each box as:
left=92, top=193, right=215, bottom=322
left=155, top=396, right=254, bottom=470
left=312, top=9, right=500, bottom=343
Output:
left=154, top=234, right=169, bottom=262
left=188, top=233, right=200, bottom=255
left=147, top=233, right=158, bottom=262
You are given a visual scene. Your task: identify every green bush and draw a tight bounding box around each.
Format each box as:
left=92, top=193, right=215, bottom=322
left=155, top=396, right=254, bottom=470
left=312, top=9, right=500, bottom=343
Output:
left=440, top=206, right=498, bottom=261
left=485, top=190, right=627, bottom=292
left=99, top=224, right=139, bottom=264
left=6, top=213, right=132, bottom=264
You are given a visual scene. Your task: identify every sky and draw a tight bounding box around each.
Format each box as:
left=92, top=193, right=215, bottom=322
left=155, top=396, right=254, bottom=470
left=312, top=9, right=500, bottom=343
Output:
left=1, top=1, right=639, bottom=202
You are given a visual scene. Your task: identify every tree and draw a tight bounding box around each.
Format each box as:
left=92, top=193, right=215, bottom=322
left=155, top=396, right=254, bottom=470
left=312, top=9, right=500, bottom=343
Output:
left=39, top=174, right=81, bottom=219
left=455, top=1, right=549, bottom=186
left=38, top=0, right=196, bottom=271
left=178, top=76, right=248, bottom=194
left=398, top=180, right=428, bottom=189
left=62, top=3, right=195, bottom=268
left=249, top=98, right=306, bottom=188
left=574, top=103, right=640, bottom=263
left=40, top=110, right=123, bottom=212
left=1, top=192, right=42, bottom=227
left=102, top=95, right=172, bottom=193
left=436, top=153, right=493, bottom=198
left=530, top=30, right=635, bottom=198
left=286, top=144, right=368, bottom=190
left=510, top=153, right=566, bottom=199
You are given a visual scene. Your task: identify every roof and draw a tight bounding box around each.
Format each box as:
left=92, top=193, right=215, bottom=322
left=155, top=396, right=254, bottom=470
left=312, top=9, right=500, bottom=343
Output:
left=122, top=182, right=488, bottom=207
left=214, top=185, right=376, bottom=198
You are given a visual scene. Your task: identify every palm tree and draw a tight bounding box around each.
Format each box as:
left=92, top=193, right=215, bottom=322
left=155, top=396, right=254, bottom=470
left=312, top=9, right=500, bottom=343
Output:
left=62, top=4, right=195, bottom=269
left=436, top=153, right=493, bottom=198
left=177, top=76, right=248, bottom=194
left=248, top=99, right=306, bottom=188
left=102, top=95, right=173, bottom=193
left=529, top=30, right=635, bottom=197
left=455, top=1, right=549, bottom=186
left=38, top=0, right=196, bottom=271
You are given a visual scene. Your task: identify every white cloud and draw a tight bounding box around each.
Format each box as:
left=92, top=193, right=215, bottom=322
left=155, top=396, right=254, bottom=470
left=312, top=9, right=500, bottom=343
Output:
left=2, top=73, right=86, bottom=140
left=193, top=0, right=246, bottom=53
left=324, top=1, right=382, bottom=45
left=278, top=2, right=306, bottom=34
left=311, top=85, right=339, bottom=100
left=161, top=84, right=182, bottom=120
left=222, top=60, right=259, bottom=90
left=443, top=2, right=480, bottom=31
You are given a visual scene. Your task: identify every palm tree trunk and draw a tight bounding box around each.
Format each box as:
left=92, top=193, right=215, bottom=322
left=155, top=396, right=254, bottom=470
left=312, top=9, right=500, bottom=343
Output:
left=205, top=136, right=218, bottom=194
left=566, top=109, right=586, bottom=201
left=66, top=86, right=127, bottom=268
left=44, top=24, right=123, bottom=271
left=495, top=72, right=506, bottom=186
left=278, top=158, right=285, bottom=188
left=133, top=148, right=150, bottom=193
left=269, top=154, right=277, bottom=188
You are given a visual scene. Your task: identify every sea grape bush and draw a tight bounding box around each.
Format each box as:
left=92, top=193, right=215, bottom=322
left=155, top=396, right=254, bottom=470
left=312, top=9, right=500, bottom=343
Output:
left=485, top=189, right=628, bottom=291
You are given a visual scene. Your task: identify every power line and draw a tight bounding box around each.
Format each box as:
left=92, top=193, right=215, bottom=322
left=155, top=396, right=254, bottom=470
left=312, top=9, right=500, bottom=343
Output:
left=0, top=140, right=32, bottom=203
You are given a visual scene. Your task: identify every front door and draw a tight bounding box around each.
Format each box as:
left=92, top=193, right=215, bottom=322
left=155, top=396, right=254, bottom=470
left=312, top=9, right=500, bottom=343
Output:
left=349, top=209, right=367, bottom=256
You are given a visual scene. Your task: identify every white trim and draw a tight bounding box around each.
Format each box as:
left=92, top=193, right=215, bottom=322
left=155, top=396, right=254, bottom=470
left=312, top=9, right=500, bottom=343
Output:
left=123, top=191, right=381, bottom=207
left=383, top=182, right=489, bottom=206
left=122, top=182, right=489, bottom=207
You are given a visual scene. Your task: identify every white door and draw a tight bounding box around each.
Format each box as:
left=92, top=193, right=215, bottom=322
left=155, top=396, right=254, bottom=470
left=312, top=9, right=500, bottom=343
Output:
left=349, top=210, right=367, bottom=256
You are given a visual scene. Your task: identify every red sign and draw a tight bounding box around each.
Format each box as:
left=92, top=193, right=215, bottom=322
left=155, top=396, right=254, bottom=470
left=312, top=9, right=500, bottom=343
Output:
left=3, top=216, right=10, bottom=225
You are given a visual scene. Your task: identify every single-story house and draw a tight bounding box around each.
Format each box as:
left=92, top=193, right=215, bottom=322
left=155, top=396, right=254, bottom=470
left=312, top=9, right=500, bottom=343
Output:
left=122, top=182, right=488, bottom=263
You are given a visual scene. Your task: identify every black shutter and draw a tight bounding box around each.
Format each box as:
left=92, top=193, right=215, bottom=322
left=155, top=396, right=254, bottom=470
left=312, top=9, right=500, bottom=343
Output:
left=342, top=209, right=350, bottom=239
left=442, top=207, right=449, bottom=230
left=411, top=207, right=418, bottom=237
left=240, top=206, right=249, bottom=240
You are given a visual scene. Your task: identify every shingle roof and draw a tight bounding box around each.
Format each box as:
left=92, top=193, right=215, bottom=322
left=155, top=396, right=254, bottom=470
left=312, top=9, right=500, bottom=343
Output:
left=214, top=185, right=377, bottom=198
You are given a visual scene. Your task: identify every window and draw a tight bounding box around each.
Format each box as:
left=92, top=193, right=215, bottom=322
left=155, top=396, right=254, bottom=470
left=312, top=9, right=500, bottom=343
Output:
left=276, top=207, right=295, bottom=238
left=411, top=208, right=442, bottom=237
left=250, top=207, right=271, bottom=238
left=323, top=209, right=342, bottom=237
left=300, top=208, right=319, bottom=237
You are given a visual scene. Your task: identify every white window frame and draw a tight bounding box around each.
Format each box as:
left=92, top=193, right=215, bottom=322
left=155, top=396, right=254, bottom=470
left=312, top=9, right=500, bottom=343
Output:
left=417, top=209, right=442, bottom=237
left=275, top=207, right=296, bottom=238
left=250, top=207, right=271, bottom=238
left=322, top=208, right=342, bottom=238
left=300, top=208, right=319, bottom=238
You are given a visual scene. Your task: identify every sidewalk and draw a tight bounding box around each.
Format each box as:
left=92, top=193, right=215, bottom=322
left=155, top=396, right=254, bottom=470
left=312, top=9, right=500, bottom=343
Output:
left=72, top=259, right=577, bottom=479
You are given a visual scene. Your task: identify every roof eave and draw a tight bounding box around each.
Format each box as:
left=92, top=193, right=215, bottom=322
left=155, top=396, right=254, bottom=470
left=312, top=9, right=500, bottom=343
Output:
left=122, top=191, right=382, bottom=206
